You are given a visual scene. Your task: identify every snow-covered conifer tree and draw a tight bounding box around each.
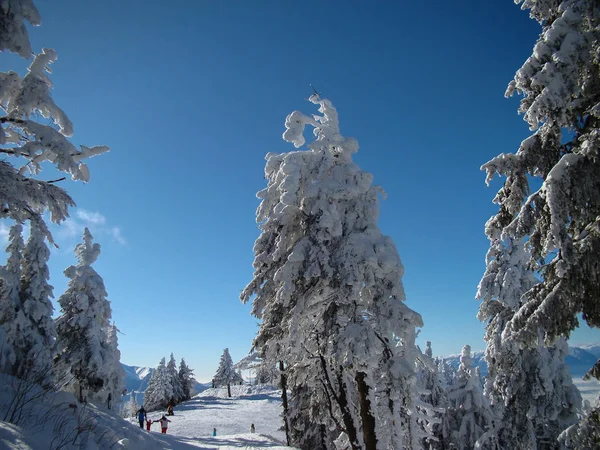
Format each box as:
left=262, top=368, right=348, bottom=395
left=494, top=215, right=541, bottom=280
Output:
left=480, top=0, right=600, bottom=377
left=446, top=345, right=497, bottom=449
left=178, top=358, right=195, bottom=401
left=167, top=353, right=184, bottom=404
left=101, top=323, right=126, bottom=409
left=241, top=95, right=424, bottom=450
left=144, top=357, right=173, bottom=412
left=560, top=401, right=600, bottom=449
left=122, top=394, right=139, bottom=418
left=416, top=342, right=449, bottom=449
left=1, top=0, right=108, bottom=386
left=54, top=228, right=113, bottom=402
left=213, top=348, right=236, bottom=397
left=13, top=218, right=56, bottom=381
left=0, top=223, right=24, bottom=374
left=1, top=1, right=109, bottom=242
left=477, top=237, right=581, bottom=448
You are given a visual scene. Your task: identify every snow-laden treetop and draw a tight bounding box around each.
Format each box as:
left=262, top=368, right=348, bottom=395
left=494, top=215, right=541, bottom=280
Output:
left=74, top=227, right=101, bottom=267
left=282, top=94, right=359, bottom=162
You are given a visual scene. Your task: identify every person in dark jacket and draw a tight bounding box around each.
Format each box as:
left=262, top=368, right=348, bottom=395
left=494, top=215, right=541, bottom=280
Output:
left=137, top=406, right=147, bottom=428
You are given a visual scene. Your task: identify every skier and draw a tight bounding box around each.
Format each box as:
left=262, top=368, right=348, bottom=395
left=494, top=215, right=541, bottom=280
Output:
left=146, top=418, right=153, bottom=431
left=213, top=427, right=217, bottom=436
left=158, top=415, right=171, bottom=434
left=167, top=403, right=174, bottom=415
left=136, top=406, right=147, bottom=428
left=250, top=423, right=255, bottom=433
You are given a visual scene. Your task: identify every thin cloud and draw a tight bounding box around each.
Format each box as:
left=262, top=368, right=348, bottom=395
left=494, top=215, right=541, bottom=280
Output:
left=110, top=227, right=127, bottom=246
left=76, top=210, right=106, bottom=225
left=50, top=208, right=127, bottom=248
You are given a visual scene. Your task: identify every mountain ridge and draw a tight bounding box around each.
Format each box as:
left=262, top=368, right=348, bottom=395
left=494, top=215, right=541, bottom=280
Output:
left=443, top=344, right=600, bottom=378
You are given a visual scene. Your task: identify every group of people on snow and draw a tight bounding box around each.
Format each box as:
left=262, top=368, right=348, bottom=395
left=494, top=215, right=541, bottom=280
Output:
left=135, top=406, right=257, bottom=437
left=136, top=406, right=172, bottom=434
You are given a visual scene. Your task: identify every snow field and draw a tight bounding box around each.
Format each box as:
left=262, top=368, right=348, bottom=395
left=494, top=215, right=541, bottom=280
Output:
left=0, top=376, right=295, bottom=449
left=130, top=385, right=292, bottom=449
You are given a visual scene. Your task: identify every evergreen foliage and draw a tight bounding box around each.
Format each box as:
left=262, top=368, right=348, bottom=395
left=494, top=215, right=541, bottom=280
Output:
left=167, top=353, right=184, bottom=404
left=416, top=342, right=449, bottom=450
left=0, top=1, right=108, bottom=240
left=241, top=95, right=425, bottom=449
left=214, top=348, right=237, bottom=397
left=446, top=345, right=498, bottom=449
left=560, top=403, right=600, bottom=449
left=478, top=237, right=581, bottom=448
left=0, top=223, right=24, bottom=374
left=1, top=0, right=108, bottom=395
left=102, top=323, right=126, bottom=409
left=0, top=0, right=41, bottom=57
left=480, top=0, right=600, bottom=375
left=178, top=358, right=195, bottom=402
left=122, top=394, right=139, bottom=418
left=54, top=228, right=114, bottom=402
left=144, top=357, right=173, bottom=412
left=15, top=219, right=56, bottom=382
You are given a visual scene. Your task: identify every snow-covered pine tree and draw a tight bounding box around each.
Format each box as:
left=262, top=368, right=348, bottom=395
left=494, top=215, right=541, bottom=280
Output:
left=286, top=370, right=336, bottom=450
left=14, top=218, right=56, bottom=382
left=446, top=345, right=497, bottom=450
left=1, top=0, right=109, bottom=242
left=480, top=0, right=600, bottom=376
left=241, top=95, right=425, bottom=450
left=560, top=401, right=600, bottom=449
left=213, top=348, right=236, bottom=397
left=54, top=228, right=113, bottom=402
left=477, top=237, right=581, bottom=448
left=416, top=341, right=449, bottom=450
left=439, top=356, right=457, bottom=389
left=122, top=393, right=139, bottom=418
left=167, top=353, right=184, bottom=405
left=0, top=223, right=24, bottom=374
left=1, top=0, right=109, bottom=385
left=101, top=323, right=126, bottom=409
left=144, top=357, right=173, bottom=412
left=178, top=358, right=195, bottom=401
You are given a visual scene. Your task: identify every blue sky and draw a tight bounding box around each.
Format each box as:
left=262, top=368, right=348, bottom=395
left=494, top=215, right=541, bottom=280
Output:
left=2, top=0, right=598, bottom=382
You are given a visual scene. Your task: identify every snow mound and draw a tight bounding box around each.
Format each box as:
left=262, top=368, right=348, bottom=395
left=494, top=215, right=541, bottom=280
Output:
left=0, top=374, right=294, bottom=449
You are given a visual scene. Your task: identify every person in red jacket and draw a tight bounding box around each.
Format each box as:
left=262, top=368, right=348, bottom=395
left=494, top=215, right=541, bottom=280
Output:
left=145, top=418, right=153, bottom=431
left=158, top=415, right=171, bottom=434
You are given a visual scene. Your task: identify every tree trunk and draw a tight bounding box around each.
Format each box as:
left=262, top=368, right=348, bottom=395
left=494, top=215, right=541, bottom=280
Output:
left=279, top=361, right=291, bottom=447
left=356, top=371, right=377, bottom=450
left=227, top=383, right=231, bottom=398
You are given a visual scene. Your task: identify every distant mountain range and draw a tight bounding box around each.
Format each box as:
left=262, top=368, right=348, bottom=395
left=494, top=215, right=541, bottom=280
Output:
left=443, top=344, right=600, bottom=378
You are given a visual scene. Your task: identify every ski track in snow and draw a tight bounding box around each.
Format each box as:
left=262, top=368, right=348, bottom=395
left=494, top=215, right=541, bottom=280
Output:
left=129, top=385, right=293, bottom=449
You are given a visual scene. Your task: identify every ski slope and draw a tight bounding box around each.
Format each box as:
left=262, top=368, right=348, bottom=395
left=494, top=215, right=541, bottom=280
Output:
left=125, top=384, right=292, bottom=449
left=0, top=378, right=296, bottom=450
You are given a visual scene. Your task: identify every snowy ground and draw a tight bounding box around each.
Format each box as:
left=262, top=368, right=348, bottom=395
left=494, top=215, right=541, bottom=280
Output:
left=0, top=378, right=296, bottom=450
left=130, top=385, right=291, bottom=449
left=2, top=378, right=600, bottom=449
